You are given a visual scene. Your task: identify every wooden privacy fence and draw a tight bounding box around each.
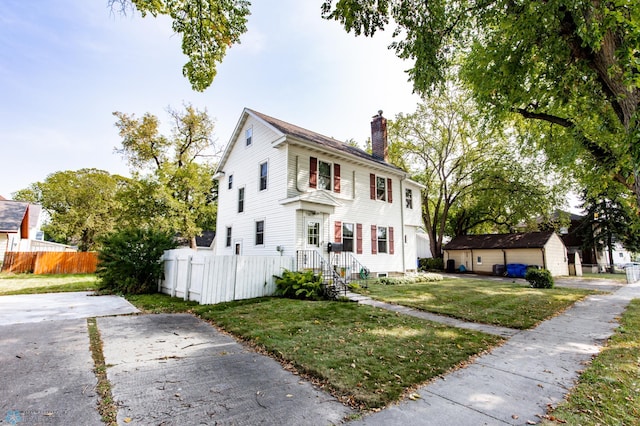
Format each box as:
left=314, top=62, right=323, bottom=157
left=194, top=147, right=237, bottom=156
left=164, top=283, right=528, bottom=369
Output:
left=1, top=252, right=98, bottom=274
left=160, top=249, right=295, bottom=304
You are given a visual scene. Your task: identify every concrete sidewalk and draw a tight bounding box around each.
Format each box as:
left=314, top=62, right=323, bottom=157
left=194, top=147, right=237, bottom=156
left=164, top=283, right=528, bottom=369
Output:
left=350, top=282, right=640, bottom=425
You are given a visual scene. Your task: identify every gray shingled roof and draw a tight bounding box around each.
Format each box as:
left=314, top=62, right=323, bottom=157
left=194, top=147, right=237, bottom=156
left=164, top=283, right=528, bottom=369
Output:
left=444, top=230, right=556, bottom=250
left=248, top=109, right=405, bottom=173
left=0, top=200, right=29, bottom=233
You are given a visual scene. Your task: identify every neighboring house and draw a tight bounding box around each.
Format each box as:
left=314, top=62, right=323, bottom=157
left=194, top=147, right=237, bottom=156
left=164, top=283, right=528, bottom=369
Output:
left=443, top=230, right=569, bottom=277
left=214, top=108, right=424, bottom=277
left=0, top=199, right=43, bottom=264
left=195, top=230, right=216, bottom=251
left=558, top=211, right=634, bottom=271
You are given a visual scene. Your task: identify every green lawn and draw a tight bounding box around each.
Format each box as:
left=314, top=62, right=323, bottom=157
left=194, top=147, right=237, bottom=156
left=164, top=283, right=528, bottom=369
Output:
left=580, top=272, right=628, bottom=283
left=126, top=293, right=503, bottom=409
left=544, top=299, right=640, bottom=424
left=355, top=277, right=596, bottom=329
left=0, top=273, right=99, bottom=295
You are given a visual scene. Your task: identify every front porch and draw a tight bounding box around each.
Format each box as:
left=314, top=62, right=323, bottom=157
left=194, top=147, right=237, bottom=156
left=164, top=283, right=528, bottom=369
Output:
left=296, top=249, right=372, bottom=298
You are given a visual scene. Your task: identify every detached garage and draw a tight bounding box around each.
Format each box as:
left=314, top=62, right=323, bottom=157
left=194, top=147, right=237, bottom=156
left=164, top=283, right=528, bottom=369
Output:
left=443, top=230, right=569, bottom=277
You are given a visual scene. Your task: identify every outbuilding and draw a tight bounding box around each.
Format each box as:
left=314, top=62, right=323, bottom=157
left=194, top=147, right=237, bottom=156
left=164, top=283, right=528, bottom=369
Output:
left=443, top=230, right=569, bottom=277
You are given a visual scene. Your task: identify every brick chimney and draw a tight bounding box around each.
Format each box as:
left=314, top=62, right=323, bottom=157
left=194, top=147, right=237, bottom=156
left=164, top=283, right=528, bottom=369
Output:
left=371, top=110, right=388, bottom=162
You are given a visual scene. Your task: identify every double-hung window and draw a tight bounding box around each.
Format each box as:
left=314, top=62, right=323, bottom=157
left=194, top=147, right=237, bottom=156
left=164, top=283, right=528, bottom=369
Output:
left=405, top=188, right=413, bottom=209
left=228, top=174, right=233, bottom=190
left=318, top=160, right=332, bottom=190
left=259, top=162, right=268, bottom=191
left=376, top=177, right=386, bottom=201
left=255, top=220, right=265, bottom=245
left=309, top=157, right=340, bottom=192
left=245, top=126, right=253, bottom=146
left=225, top=227, right=232, bottom=247
left=370, top=174, right=393, bottom=202
left=238, top=187, right=245, bottom=213
left=377, top=226, right=388, bottom=253
left=342, top=223, right=354, bottom=252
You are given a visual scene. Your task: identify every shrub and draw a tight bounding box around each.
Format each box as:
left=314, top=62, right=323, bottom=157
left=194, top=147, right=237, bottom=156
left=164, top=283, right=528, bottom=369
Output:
left=97, top=228, right=177, bottom=294
left=525, top=268, right=554, bottom=289
left=419, top=257, right=444, bottom=271
left=274, top=269, right=325, bottom=300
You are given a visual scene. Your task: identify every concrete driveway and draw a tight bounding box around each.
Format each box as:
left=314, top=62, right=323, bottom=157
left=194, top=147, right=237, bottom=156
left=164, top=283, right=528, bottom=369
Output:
left=0, top=292, right=353, bottom=425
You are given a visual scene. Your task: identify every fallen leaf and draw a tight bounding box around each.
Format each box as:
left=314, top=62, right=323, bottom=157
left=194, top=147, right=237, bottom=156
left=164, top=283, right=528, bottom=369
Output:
left=408, top=393, right=421, bottom=400
left=286, top=394, right=293, bottom=398
left=512, top=415, right=519, bottom=419
left=124, top=418, right=132, bottom=423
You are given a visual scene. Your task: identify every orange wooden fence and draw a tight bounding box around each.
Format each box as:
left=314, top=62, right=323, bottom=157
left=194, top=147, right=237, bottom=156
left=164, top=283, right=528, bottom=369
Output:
left=1, top=252, right=98, bottom=274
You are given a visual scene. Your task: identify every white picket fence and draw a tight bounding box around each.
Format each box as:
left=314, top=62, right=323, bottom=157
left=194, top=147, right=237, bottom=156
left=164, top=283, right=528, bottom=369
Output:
left=159, top=249, right=295, bottom=304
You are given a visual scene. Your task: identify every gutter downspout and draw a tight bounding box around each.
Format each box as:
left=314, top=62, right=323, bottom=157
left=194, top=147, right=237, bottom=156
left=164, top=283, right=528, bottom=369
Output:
left=400, top=176, right=406, bottom=273
left=295, top=155, right=303, bottom=193
left=541, top=247, right=546, bottom=270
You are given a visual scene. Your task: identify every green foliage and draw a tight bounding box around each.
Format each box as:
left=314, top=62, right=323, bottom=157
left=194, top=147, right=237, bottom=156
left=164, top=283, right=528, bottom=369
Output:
left=110, top=0, right=250, bottom=91
left=389, top=86, right=566, bottom=256
left=113, top=104, right=219, bottom=247
left=419, top=257, right=444, bottom=271
left=97, top=228, right=177, bottom=294
left=273, top=269, right=325, bottom=301
left=13, top=169, right=128, bottom=251
left=379, top=273, right=443, bottom=285
left=323, top=0, right=640, bottom=209
left=525, top=268, right=554, bottom=289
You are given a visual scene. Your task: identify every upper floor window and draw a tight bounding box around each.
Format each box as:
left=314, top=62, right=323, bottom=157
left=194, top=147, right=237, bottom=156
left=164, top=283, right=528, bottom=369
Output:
left=309, top=157, right=340, bottom=193
left=225, top=227, right=232, bottom=247
left=370, top=174, right=392, bottom=203
left=255, top=220, right=265, bottom=245
left=245, top=126, right=253, bottom=146
left=238, top=187, right=245, bottom=213
left=376, top=177, right=386, bottom=201
left=228, top=174, right=233, bottom=190
left=318, top=160, right=332, bottom=190
left=405, top=188, right=413, bottom=209
left=259, top=161, right=268, bottom=191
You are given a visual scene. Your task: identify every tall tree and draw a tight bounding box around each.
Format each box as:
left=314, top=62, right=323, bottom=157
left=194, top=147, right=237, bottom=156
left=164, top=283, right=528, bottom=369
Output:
left=109, top=0, right=250, bottom=91
left=390, top=88, right=566, bottom=257
left=580, top=189, right=640, bottom=268
left=13, top=169, right=126, bottom=251
left=113, top=104, right=220, bottom=248
left=322, top=0, right=640, bottom=208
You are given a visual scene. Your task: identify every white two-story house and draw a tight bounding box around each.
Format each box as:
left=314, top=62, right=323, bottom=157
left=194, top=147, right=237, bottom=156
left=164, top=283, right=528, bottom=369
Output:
left=214, top=108, right=424, bottom=278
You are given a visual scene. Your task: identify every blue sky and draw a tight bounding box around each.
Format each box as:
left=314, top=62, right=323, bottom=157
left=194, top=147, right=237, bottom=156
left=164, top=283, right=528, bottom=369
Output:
left=0, top=0, right=420, bottom=198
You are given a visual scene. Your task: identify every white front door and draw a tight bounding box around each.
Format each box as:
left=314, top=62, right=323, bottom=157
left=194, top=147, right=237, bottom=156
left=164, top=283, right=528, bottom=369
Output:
left=304, top=217, right=323, bottom=251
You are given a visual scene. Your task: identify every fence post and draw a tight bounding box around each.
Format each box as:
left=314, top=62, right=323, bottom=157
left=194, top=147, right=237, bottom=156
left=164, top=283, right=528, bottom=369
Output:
left=184, top=255, right=193, bottom=301
left=170, top=253, right=179, bottom=298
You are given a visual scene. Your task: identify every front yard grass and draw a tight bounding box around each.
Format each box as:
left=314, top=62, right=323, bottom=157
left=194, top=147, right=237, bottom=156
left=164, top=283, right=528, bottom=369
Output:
left=125, top=293, right=503, bottom=409
left=0, top=273, right=98, bottom=295
left=355, top=278, right=596, bottom=329
left=544, top=298, right=640, bottom=424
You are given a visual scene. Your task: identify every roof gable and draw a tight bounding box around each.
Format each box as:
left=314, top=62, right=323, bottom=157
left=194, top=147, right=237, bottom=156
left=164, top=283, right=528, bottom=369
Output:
left=444, top=231, right=557, bottom=250
left=217, top=108, right=405, bottom=175
left=0, top=201, right=29, bottom=233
